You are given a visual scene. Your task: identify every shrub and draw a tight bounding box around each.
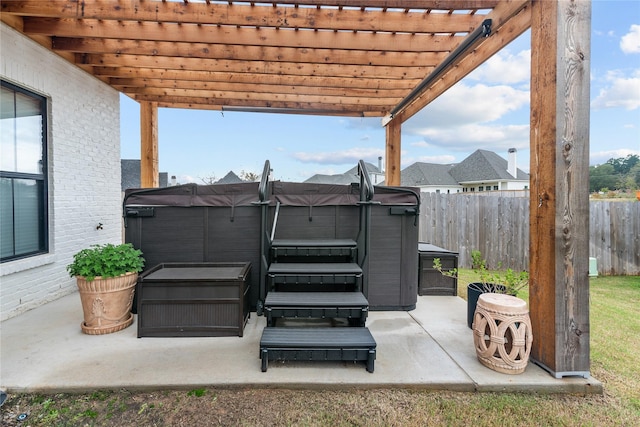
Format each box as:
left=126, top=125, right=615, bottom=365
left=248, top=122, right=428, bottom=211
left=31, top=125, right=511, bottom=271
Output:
left=67, top=243, right=145, bottom=281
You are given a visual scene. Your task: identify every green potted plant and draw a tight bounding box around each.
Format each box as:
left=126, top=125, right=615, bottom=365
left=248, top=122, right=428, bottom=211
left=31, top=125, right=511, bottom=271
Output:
left=434, top=250, right=528, bottom=328
left=67, top=243, right=145, bottom=335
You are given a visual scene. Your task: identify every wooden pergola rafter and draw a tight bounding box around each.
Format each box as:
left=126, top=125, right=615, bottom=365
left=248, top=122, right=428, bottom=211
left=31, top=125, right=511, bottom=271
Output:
left=1, top=0, right=516, bottom=118
left=1, top=0, right=592, bottom=380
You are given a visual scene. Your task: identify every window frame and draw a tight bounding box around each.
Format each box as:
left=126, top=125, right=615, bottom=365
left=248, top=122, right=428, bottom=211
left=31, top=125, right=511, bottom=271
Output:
left=1, top=80, right=49, bottom=262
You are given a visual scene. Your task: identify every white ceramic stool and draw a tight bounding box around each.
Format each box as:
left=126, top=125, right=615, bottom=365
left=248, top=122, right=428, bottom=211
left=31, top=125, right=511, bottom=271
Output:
left=473, top=293, right=533, bottom=374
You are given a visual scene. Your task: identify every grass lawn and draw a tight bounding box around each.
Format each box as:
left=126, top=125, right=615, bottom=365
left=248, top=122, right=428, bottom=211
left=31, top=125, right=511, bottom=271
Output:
left=1, top=276, right=639, bottom=426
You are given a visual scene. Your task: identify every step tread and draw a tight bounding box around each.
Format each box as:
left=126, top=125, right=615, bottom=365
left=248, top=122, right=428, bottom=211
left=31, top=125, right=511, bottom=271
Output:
left=260, top=327, right=376, bottom=348
left=271, top=239, right=357, bottom=248
left=268, top=262, right=362, bottom=275
left=265, top=291, right=368, bottom=307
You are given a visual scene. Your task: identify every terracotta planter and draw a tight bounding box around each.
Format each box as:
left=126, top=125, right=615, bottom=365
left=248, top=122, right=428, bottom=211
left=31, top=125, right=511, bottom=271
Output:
left=636, top=190, right=640, bottom=201
left=76, top=272, right=138, bottom=335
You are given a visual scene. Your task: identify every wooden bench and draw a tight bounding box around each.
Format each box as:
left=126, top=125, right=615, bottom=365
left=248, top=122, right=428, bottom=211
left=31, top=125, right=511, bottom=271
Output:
left=259, top=327, right=376, bottom=373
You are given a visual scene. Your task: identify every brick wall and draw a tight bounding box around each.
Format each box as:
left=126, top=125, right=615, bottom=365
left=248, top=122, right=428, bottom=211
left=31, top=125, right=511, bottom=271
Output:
left=1, top=24, right=123, bottom=320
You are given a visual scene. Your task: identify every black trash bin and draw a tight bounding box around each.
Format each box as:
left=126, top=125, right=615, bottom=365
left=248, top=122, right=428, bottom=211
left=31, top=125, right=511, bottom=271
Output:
left=418, top=243, right=458, bottom=296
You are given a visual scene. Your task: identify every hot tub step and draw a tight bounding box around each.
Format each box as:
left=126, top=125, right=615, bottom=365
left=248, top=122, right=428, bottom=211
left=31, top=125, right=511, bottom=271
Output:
left=259, top=327, right=376, bottom=372
left=264, top=291, right=368, bottom=326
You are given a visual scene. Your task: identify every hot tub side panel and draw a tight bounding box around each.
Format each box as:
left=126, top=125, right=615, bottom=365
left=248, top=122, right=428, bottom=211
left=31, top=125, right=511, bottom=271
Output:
left=206, top=206, right=261, bottom=308
left=126, top=207, right=207, bottom=268
left=367, top=206, right=418, bottom=310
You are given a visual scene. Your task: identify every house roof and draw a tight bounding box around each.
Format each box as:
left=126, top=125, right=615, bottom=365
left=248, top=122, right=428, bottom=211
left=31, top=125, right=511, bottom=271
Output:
left=1, top=1, right=531, bottom=120
left=304, top=161, right=381, bottom=184
left=393, top=150, right=529, bottom=187
left=121, top=159, right=168, bottom=190
left=304, top=173, right=358, bottom=185
left=216, top=171, right=245, bottom=184
left=399, top=162, right=458, bottom=187
left=344, top=162, right=382, bottom=176
left=449, top=149, right=529, bottom=183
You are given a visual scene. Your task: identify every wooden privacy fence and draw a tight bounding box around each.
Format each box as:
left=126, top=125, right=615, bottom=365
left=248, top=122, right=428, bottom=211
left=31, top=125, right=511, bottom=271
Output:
left=589, top=200, right=640, bottom=276
left=419, top=193, right=640, bottom=276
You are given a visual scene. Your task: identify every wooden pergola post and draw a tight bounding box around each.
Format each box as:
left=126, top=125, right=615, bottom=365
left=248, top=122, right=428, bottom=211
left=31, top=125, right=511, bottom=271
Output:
left=529, top=0, right=591, bottom=378
left=385, top=119, right=402, bottom=186
left=140, top=101, right=159, bottom=188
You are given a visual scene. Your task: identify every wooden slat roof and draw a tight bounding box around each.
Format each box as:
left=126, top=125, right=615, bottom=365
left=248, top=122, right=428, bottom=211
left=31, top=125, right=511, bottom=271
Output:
left=1, top=0, right=531, bottom=120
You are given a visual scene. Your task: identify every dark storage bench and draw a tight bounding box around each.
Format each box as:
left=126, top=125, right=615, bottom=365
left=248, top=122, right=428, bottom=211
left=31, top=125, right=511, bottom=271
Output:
left=418, top=243, right=458, bottom=296
left=137, top=262, right=251, bottom=337
left=259, top=327, right=376, bottom=372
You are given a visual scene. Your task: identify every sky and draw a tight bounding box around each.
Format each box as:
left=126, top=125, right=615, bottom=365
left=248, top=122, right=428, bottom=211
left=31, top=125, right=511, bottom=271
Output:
left=120, top=0, right=640, bottom=184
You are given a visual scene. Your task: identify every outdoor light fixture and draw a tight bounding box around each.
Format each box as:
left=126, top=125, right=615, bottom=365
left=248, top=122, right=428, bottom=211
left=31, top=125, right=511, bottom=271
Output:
left=383, top=18, right=493, bottom=125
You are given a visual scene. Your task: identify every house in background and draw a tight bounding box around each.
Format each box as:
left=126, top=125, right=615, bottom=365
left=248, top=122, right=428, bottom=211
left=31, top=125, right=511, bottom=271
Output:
left=397, top=162, right=460, bottom=194
left=215, top=171, right=245, bottom=185
left=304, top=161, right=384, bottom=185
left=121, top=159, right=168, bottom=190
left=398, top=149, right=530, bottom=193
left=451, top=149, right=530, bottom=193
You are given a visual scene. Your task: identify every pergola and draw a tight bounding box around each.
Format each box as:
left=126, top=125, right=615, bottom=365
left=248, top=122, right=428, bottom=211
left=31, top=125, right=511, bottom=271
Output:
left=1, top=0, right=591, bottom=378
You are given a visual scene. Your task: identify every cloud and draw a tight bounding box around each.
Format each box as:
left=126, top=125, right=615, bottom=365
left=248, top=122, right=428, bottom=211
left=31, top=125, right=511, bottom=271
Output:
left=399, top=82, right=530, bottom=153
left=591, top=148, right=640, bottom=165
left=411, top=123, right=530, bottom=152
left=620, top=24, right=640, bottom=54
left=404, top=83, right=529, bottom=131
left=176, top=174, right=197, bottom=184
left=468, top=49, right=531, bottom=85
left=592, top=70, right=640, bottom=110
left=292, top=147, right=385, bottom=165
left=409, top=141, right=430, bottom=148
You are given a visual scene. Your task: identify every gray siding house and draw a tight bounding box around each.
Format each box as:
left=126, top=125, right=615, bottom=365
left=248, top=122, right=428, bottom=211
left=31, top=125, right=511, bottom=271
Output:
left=399, top=149, right=530, bottom=193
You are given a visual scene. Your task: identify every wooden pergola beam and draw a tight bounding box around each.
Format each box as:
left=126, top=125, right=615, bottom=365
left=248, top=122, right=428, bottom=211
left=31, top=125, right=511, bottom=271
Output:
left=51, top=37, right=447, bottom=68
left=77, top=53, right=432, bottom=80
left=96, top=67, right=421, bottom=90
left=382, top=0, right=530, bottom=190
left=3, top=1, right=490, bottom=32
left=529, top=0, right=591, bottom=378
left=132, top=95, right=388, bottom=116
left=385, top=119, right=402, bottom=186
left=390, top=0, right=531, bottom=124
left=258, top=0, right=500, bottom=6
left=140, top=101, right=159, bottom=188
left=23, top=18, right=466, bottom=53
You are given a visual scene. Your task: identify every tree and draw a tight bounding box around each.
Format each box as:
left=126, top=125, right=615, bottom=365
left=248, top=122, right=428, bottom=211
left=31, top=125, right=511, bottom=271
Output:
left=240, top=170, right=259, bottom=182
left=629, top=162, right=640, bottom=189
left=591, top=155, right=640, bottom=193
left=199, top=173, right=217, bottom=185
left=589, top=163, right=618, bottom=192
left=607, top=154, right=639, bottom=175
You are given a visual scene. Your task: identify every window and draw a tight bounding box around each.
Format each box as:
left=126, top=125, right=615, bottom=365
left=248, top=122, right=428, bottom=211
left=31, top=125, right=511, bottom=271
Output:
left=479, top=186, right=484, bottom=191
left=493, top=185, right=499, bottom=191
left=1, top=81, right=48, bottom=262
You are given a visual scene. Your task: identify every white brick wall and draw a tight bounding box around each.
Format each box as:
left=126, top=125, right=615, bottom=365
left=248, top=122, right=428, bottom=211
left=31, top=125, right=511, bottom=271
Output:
left=1, top=24, right=123, bottom=320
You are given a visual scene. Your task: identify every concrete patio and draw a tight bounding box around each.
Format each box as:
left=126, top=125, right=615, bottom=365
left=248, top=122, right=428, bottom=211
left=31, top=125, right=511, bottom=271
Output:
left=0, top=293, right=601, bottom=394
